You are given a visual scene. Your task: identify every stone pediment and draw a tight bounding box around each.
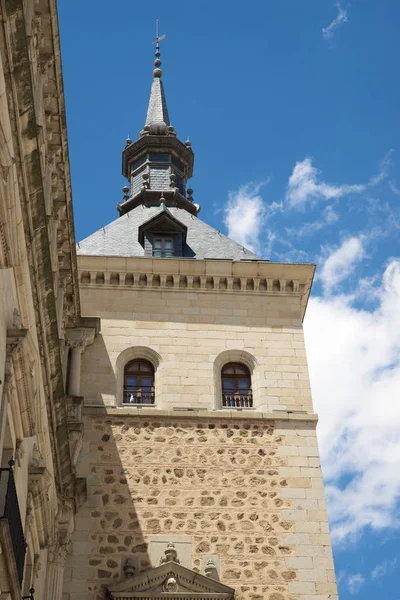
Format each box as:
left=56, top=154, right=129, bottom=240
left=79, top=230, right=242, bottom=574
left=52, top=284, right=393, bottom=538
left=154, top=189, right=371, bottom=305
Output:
left=106, top=561, right=235, bottom=599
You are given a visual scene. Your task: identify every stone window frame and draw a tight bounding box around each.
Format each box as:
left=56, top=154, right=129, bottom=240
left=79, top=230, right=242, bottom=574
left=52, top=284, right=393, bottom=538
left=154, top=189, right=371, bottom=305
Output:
left=116, top=347, right=161, bottom=408
left=213, top=350, right=258, bottom=410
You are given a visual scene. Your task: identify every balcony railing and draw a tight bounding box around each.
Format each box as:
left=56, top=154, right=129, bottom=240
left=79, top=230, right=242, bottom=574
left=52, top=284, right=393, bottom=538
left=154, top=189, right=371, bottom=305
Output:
left=222, top=391, right=253, bottom=408
left=123, top=386, right=155, bottom=405
left=0, top=462, right=26, bottom=586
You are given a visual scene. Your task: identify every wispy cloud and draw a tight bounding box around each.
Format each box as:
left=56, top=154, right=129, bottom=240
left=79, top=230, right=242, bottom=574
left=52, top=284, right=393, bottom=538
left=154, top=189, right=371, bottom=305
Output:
left=286, top=158, right=365, bottom=209
left=287, top=205, right=339, bottom=238
left=347, top=573, right=365, bottom=595
left=389, top=181, right=400, bottom=197
left=369, top=149, right=394, bottom=186
left=264, top=229, right=276, bottom=258
left=371, top=557, right=398, bottom=580
left=319, top=235, right=366, bottom=294
left=322, top=2, right=349, bottom=40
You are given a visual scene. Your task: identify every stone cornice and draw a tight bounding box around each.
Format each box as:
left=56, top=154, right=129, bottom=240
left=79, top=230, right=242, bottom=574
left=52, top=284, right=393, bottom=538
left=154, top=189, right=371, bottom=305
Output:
left=78, top=255, right=315, bottom=320
left=83, top=405, right=318, bottom=426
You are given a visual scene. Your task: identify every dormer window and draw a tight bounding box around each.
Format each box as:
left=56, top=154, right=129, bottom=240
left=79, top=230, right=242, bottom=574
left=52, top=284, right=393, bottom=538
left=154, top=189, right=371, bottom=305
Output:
left=138, top=209, right=187, bottom=258
left=153, top=237, right=174, bottom=258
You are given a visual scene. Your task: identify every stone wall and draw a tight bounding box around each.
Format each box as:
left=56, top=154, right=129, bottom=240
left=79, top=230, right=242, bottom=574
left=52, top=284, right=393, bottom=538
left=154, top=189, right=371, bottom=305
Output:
left=64, top=412, right=337, bottom=600
left=79, top=284, right=314, bottom=413
left=72, top=259, right=338, bottom=599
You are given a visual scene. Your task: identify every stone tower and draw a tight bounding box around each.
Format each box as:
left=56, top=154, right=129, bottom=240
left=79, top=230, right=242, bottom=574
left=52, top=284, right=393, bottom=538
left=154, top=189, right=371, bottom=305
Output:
left=63, top=39, right=339, bottom=600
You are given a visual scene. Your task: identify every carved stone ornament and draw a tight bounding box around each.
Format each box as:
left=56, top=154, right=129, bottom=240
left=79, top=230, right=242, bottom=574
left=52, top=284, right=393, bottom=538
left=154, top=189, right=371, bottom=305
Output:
left=163, top=577, right=178, bottom=592
left=33, top=553, right=41, bottom=576
left=159, top=542, right=181, bottom=565
left=48, top=542, right=69, bottom=566
left=12, top=308, right=22, bottom=329
left=15, top=438, right=25, bottom=465
left=106, top=561, right=235, bottom=599
left=30, top=444, right=45, bottom=468
left=123, top=558, right=137, bottom=579
left=205, top=558, right=219, bottom=580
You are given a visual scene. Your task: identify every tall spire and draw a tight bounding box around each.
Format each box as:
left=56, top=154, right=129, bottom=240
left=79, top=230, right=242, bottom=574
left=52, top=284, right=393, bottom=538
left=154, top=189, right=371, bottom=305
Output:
left=143, top=22, right=172, bottom=136
left=120, top=24, right=195, bottom=216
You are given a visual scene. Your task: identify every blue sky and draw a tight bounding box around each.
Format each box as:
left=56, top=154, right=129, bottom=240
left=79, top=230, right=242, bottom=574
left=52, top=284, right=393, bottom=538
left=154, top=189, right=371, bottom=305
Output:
left=58, top=1, right=400, bottom=597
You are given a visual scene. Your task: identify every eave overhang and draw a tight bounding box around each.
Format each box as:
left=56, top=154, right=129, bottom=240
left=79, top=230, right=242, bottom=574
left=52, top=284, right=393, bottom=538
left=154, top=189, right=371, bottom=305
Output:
left=117, top=189, right=199, bottom=217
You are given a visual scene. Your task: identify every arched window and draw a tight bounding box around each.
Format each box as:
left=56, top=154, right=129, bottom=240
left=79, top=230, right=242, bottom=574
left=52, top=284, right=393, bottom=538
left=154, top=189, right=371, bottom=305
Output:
left=221, top=362, right=253, bottom=408
left=124, top=359, right=155, bottom=405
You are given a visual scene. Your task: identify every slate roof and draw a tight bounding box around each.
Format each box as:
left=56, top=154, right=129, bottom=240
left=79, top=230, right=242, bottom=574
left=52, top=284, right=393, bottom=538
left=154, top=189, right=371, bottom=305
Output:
left=77, top=205, right=260, bottom=261
left=145, top=77, right=170, bottom=128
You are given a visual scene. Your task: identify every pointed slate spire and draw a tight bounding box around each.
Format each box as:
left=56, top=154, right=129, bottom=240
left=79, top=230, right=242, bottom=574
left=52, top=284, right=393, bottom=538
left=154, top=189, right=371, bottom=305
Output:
left=142, top=25, right=173, bottom=136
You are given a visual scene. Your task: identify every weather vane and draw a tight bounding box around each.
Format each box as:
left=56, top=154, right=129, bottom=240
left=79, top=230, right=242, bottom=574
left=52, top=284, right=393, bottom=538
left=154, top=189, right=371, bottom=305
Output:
left=153, top=20, right=166, bottom=51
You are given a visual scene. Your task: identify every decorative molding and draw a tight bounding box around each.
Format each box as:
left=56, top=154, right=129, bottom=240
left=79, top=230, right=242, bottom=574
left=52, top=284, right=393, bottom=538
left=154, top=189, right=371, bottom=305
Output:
left=79, top=269, right=302, bottom=296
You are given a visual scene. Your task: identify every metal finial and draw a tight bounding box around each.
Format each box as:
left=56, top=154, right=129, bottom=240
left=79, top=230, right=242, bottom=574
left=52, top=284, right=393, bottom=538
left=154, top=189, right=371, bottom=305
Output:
left=153, top=20, right=165, bottom=78
left=153, top=20, right=166, bottom=51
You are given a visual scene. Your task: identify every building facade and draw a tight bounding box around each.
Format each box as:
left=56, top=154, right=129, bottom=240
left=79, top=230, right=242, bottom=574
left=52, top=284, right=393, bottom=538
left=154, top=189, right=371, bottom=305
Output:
left=0, top=1, right=98, bottom=598
left=0, top=4, right=339, bottom=600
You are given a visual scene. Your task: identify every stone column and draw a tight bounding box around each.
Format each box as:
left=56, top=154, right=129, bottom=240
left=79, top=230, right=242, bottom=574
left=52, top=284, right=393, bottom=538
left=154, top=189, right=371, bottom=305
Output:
left=68, top=341, right=83, bottom=396
left=62, top=340, right=70, bottom=390
left=56, top=280, right=65, bottom=339
left=44, top=544, right=67, bottom=600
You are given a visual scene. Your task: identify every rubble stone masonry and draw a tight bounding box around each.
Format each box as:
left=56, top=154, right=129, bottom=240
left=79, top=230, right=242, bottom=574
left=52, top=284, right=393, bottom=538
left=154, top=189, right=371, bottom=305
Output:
left=64, top=412, right=337, bottom=600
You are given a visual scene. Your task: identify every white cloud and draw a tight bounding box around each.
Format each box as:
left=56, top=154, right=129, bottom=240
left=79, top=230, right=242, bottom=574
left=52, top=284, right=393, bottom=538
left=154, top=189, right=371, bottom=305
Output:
left=322, top=2, right=349, bottom=40
left=286, top=158, right=365, bottom=208
left=224, top=183, right=266, bottom=252
left=347, top=573, right=365, bottom=595
left=286, top=152, right=393, bottom=210
left=224, top=182, right=282, bottom=253
left=304, top=259, right=400, bottom=543
left=319, top=235, right=366, bottom=294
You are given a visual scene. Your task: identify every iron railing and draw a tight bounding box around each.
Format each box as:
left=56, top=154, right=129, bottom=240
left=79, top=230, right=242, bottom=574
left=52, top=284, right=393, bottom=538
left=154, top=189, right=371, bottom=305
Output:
left=123, top=386, right=155, bottom=405
left=22, top=587, right=35, bottom=600
left=222, top=391, right=253, bottom=408
left=0, top=461, right=26, bottom=586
